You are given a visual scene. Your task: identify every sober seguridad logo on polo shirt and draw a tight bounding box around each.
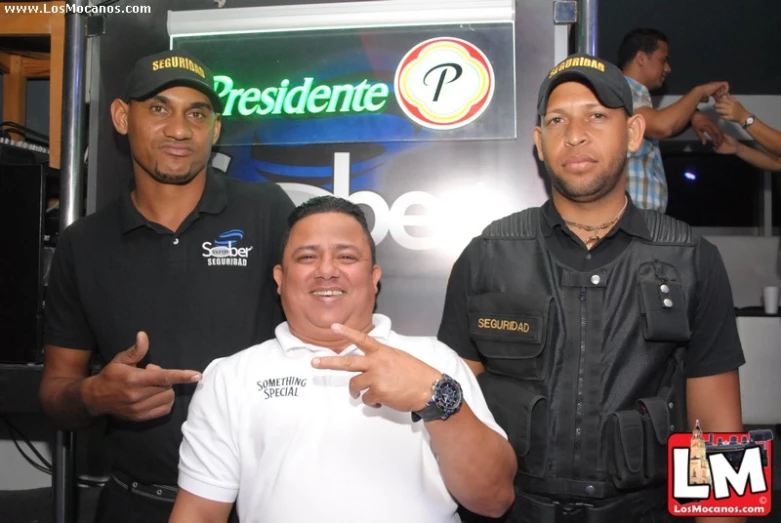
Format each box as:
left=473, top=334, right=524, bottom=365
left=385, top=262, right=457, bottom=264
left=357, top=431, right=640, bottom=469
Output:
left=202, top=229, right=253, bottom=267
left=394, top=37, right=495, bottom=131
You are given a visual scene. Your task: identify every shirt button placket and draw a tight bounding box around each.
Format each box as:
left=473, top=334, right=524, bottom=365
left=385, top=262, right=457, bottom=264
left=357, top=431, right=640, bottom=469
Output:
left=169, top=235, right=187, bottom=274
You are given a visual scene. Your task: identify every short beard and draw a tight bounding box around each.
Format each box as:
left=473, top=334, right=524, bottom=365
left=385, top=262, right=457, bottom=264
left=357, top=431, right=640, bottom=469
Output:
left=546, top=152, right=627, bottom=203
left=149, top=168, right=200, bottom=186
left=133, top=156, right=203, bottom=186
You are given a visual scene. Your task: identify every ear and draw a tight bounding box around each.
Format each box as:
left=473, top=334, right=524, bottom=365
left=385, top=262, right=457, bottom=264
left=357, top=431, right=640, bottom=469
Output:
left=212, top=114, right=222, bottom=144
left=273, top=264, right=283, bottom=295
left=533, top=126, right=544, bottom=161
left=110, top=99, right=130, bottom=135
left=371, top=264, right=382, bottom=294
left=626, top=113, right=646, bottom=154
left=636, top=52, right=649, bottom=67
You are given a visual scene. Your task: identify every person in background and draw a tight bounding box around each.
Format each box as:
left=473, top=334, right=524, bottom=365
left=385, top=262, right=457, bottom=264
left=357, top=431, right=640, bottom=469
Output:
left=715, top=95, right=781, bottom=157
left=618, top=28, right=729, bottom=212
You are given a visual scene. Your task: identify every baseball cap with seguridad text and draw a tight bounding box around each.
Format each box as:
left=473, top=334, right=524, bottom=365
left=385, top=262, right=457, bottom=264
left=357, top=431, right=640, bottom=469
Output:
left=537, top=54, right=633, bottom=116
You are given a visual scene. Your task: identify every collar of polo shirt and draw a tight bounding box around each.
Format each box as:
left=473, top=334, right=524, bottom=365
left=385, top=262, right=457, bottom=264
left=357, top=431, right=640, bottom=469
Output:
left=275, top=314, right=393, bottom=356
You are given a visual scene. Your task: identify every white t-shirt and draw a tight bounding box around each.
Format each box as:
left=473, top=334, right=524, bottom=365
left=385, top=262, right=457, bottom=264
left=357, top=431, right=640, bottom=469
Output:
left=178, top=314, right=506, bottom=523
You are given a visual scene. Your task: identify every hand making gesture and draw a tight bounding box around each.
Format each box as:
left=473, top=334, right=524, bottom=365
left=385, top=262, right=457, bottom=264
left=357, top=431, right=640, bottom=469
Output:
left=83, top=331, right=203, bottom=421
left=311, top=323, right=442, bottom=412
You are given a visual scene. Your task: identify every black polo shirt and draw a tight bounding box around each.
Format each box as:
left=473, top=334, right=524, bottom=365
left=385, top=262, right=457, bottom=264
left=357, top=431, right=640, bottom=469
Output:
left=438, top=197, right=745, bottom=380
left=44, top=169, right=295, bottom=485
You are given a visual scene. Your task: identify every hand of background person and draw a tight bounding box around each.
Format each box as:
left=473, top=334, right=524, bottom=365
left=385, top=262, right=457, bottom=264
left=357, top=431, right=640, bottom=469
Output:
left=698, top=81, right=730, bottom=103
left=691, top=112, right=724, bottom=148
left=311, top=323, right=441, bottom=412
left=714, top=95, right=751, bottom=124
left=714, top=133, right=739, bottom=155
left=82, top=331, right=202, bottom=421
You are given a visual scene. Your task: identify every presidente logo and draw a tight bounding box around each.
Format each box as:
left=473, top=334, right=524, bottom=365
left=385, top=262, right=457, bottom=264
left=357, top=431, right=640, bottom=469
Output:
left=213, top=75, right=390, bottom=117
left=201, top=229, right=253, bottom=267
left=668, top=422, right=773, bottom=517
left=394, top=37, right=495, bottom=130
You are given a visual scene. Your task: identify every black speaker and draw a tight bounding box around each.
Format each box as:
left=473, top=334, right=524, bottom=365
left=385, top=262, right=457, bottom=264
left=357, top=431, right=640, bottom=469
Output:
left=0, top=163, right=46, bottom=364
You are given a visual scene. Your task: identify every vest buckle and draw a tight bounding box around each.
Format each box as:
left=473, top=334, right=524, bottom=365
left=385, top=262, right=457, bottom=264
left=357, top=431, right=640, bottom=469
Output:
left=554, top=500, right=593, bottom=520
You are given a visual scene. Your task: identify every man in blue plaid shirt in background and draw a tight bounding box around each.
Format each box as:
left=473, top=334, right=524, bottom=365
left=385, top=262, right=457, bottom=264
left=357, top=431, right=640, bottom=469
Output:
left=618, top=28, right=729, bottom=212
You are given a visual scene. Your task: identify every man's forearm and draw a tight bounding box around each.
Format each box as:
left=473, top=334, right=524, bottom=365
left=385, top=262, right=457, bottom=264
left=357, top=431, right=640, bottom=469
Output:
left=170, top=509, right=228, bottom=523
left=747, top=120, right=781, bottom=157
left=736, top=143, right=781, bottom=171
left=426, top=402, right=516, bottom=518
left=170, top=490, right=232, bottom=523
left=649, top=88, right=702, bottom=138
left=40, top=377, right=95, bottom=430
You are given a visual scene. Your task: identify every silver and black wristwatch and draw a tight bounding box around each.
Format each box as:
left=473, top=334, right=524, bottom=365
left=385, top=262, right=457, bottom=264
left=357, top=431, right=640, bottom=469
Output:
left=411, top=374, right=463, bottom=422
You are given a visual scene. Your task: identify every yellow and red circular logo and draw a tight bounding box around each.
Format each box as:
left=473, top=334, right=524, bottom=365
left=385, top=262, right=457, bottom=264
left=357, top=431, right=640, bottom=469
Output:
left=395, top=37, right=495, bottom=131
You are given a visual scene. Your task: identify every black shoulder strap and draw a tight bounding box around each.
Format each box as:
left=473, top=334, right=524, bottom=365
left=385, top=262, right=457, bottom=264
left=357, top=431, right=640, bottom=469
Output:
left=482, top=208, right=541, bottom=239
left=638, top=210, right=695, bottom=245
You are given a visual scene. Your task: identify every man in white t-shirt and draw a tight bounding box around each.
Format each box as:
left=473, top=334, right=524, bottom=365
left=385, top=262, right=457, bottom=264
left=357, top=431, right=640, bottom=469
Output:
left=169, top=196, right=517, bottom=523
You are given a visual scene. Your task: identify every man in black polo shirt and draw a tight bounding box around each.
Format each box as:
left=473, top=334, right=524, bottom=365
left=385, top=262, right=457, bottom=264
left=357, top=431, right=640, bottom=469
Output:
left=39, top=49, right=294, bottom=523
left=437, top=54, right=745, bottom=523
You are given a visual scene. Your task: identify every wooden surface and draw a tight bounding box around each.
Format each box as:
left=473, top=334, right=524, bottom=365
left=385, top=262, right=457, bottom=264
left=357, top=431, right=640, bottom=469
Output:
left=0, top=1, right=66, bottom=168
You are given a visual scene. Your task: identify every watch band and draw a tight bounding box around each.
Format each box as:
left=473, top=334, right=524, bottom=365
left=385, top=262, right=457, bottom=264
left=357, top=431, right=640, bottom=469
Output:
left=412, top=376, right=442, bottom=423
left=411, top=403, right=442, bottom=423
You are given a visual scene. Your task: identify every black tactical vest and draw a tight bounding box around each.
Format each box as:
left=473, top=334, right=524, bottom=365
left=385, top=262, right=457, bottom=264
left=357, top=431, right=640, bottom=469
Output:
left=469, top=208, right=697, bottom=501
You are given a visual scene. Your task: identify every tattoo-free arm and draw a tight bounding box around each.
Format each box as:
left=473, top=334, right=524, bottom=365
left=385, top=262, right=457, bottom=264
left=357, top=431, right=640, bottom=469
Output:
left=39, top=345, right=94, bottom=430
left=745, top=120, right=781, bottom=157
left=636, top=87, right=704, bottom=139
left=169, top=489, right=232, bottom=523
left=735, top=143, right=781, bottom=171
left=426, top=402, right=516, bottom=517
left=687, top=371, right=745, bottom=523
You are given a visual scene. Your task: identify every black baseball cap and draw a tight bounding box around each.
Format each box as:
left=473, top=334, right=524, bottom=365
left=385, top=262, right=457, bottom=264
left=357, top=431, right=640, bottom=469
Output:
left=124, top=49, right=223, bottom=113
left=537, top=54, right=633, bottom=116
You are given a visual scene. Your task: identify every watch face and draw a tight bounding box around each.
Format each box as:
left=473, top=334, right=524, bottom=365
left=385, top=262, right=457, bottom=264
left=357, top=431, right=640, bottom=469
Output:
left=435, top=378, right=463, bottom=412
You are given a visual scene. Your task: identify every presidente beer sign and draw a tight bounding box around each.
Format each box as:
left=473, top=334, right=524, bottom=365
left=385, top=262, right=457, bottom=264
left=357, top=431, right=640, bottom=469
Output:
left=214, top=76, right=391, bottom=117
left=171, top=24, right=515, bottom=145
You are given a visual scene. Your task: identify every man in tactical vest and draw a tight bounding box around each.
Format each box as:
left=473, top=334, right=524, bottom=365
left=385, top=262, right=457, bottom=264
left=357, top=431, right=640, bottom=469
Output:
left=437, top=54, right=746, bottom=523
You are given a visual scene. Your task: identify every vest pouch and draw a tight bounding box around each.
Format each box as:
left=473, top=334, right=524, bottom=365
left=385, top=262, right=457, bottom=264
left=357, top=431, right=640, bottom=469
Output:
left=477, top=372, right=548, bottom=478
left=637, top=261, right=691, bottom=342
left=608, top=397, right=671, bottom=490
left=635, top=396, right=672, bottom=484
left=467, top=292, right=552, bottom=380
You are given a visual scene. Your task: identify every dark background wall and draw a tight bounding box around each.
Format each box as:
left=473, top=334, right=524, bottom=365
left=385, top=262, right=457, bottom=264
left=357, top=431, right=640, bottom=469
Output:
left=597, top=0, right=781, bottom=95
